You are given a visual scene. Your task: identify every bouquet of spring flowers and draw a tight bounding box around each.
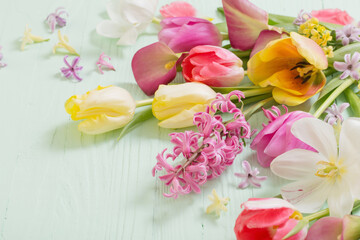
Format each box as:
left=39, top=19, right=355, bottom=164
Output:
left=64, top=0, right=360, bottom=239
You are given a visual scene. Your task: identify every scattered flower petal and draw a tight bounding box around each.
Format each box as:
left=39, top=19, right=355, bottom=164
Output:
left=324, top=103, right=350, bottom=125
left=160, top=1, right=196, bottom=18
left=45, top=7, right=68, bottom=33
left=293, top=9, right=312, bottom=26
left=61, top=55, right=83, bottom=81
left=336, top=24, right=360, bottom=46
left=21, top=25, right=49, bottom=51
left=96, top=53, right=115, bottom=74
left=206, top=189, right=229, bottom=217
left=333, top=52, right=360, bottom=80
left=53, top=30, right=79, bottom=55
left=234, top=160, right=267, bottom=189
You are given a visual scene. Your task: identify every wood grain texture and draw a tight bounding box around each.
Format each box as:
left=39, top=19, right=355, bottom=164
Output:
left=0, top=0, right=358, bottom=239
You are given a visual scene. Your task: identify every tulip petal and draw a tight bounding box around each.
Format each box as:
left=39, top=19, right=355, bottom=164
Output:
left=152, top=82, right=216, bottom=120
left=158, top=104, right=206, bottom=128
left=290, top=32, right=328, bottom=70
left=132, top=42, right=179, bottom=96
left=160, top=1, right=197, bottom=18
left=116, top=27, right=139, bottom=46
left=243, top=198, right=296, bottom=210
left=222, top=0, right=268, bottom=50
left=273, top=218, right=308, bottom=240
left=250, top=30, right=284, bottom=58
left=291, top=118, right=337, bottom=160
left=270, top=149, right=323, bottom=180
left=78, top=114, right=133, bottom=134
left=306, top=217, right=343, bottom=240
left=247, top=38, right=303, bottom=85
left=342, top=215, right=360, bottom=240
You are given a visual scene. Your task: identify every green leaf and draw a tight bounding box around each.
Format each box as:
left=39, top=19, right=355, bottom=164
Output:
left=273, top=23, right=298, bottom=33
left=319, top=76, right=343, bottom=99
left=217, top=7, right=225, bottom=16
left=268, top=13, right=295, bottom=25
left=329, top=42, right=360, bottom=66
left=117, top=107, right=153, bottom=140
left=215, top=22, right=228, bottom=34
left=344, top=87, right=360, bottom=117
left=282, top=219, right=309, bottom=240
left=320, top=21, right=342, bottom=31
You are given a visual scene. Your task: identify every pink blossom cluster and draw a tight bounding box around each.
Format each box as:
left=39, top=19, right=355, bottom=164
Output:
left=152, top=91, right=251, bottom=198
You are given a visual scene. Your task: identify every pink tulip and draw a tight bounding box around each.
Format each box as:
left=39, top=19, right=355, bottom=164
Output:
left=222, top=0, right=268, bottom=51
left=132, top=42, right=184, bottom=96
left=181, top=45, right=244, bottom=87
left=311, top=9, right=353, bottom=25
left=250, top=106, right=315, bottom=168
left=160, top=1, right=196, bottom=18
left=158, top=17, right=222, bottom=53
left=234, top=198, right=307, bottom=240
left=306, top=215, right=360, bottom=240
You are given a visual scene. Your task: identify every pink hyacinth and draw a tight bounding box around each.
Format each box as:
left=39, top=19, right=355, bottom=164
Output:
left=160, top=1, right=196, bottom=18
left=96, top=53, right=115, bottom=74
left=333, top=52, right=360, bottom=80
left=250, top=106, right=315, bottom=168
left=235, top=160, right=267, bottom=189
left=0, top=46, right=6, bottom=69
left=153, top=91, right=251, bottom=198
left=158, top=17, right=222, bottom=53
left=61, top=55, right=83, bottom=81
left=45, top=7, right=68, bottom=33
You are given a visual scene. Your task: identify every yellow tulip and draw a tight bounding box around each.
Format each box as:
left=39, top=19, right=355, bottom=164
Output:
left=152, top=82, right=217, bottom=128
left=65, top=86, right=136, bottom=134
left=247, top=32, right=328, bottom=106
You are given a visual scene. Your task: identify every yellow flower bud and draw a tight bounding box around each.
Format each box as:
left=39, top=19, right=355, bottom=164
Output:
left=65, top=86, right=136, bottom=134
left=152, top=82, right=217, bottom=128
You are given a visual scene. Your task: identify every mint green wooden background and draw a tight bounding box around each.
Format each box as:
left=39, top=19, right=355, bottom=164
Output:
left=0, top=0, right=356, bottom=239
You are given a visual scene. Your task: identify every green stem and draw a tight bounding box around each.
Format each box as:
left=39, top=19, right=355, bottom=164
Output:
left=304, top=200, right=360, bottom=222
left=221, top=32, right=229, bottom=40
left=230, top=49, right=252, bottom=58
left=135, top=99, right=153, bottom=108
left=243, top=97, right=274, bottom=119
left=242, top=87, right=273, bottom=98
left=313, top=78, right=355, bottom=118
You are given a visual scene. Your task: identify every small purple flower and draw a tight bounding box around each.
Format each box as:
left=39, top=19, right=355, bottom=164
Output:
left=46, top=7, right=68, bottom=33
left=336, top=24, right=360, bottom=46
left=324, top=103, right=350, bottom=125
left=333, top=52, right=360, bottom=80
left=61, top=55, right=83, bottom=81
left=0, top=46, right=6, bottom=69
left=234, top=160, right=267, bottom=189
left=96, top=53, right=115, bottom=74
left=293, top=9, right=312, bottom=26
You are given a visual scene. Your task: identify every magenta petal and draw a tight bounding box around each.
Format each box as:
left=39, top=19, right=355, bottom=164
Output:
left=306, top=217, right=343, bottom=240
left=222, top=0, right=268, bottom=50
left=250, top=30, right=284, bottom=58
left=132, top=42, right=179, bottom=96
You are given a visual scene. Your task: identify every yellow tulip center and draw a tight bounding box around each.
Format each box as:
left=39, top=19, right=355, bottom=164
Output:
left=315, top=161, right=339, bottom=178
left=291, top=61, right=317, bottom=84
left=165, top=60, right=177, bottom=70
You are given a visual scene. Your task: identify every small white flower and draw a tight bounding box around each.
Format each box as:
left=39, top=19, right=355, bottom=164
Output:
left=96, top=0, right=158, bottom=45
left=270, top=118, right=360, bottom=217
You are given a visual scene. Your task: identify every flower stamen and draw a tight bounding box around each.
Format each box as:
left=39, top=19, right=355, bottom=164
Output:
left=315, top=161, right=339, bottom=178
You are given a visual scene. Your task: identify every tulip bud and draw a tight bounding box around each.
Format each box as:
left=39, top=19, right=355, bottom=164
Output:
left=158, top=17, right=222, bottom=53
left=182, top=45, right=245, bottom=87
left=65, top=86, right=136, bottom=134
left=152, top=82, right=217, bottom=128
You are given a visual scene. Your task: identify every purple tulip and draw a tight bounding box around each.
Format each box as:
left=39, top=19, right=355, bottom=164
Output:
left=158, top=17, right=222, bottom=53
